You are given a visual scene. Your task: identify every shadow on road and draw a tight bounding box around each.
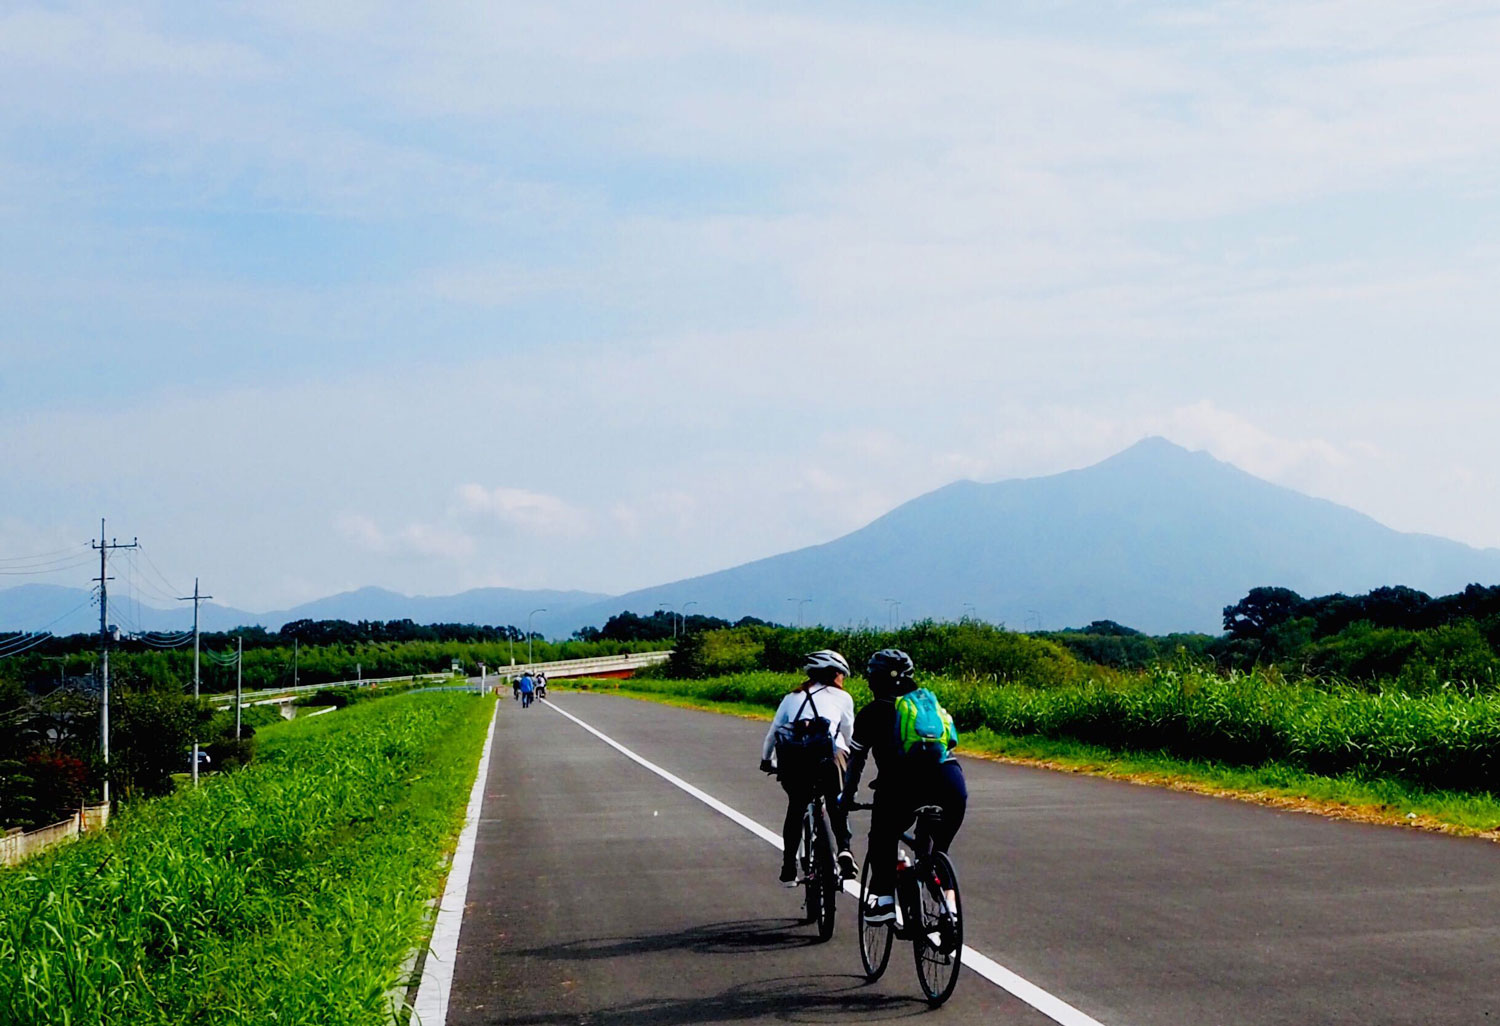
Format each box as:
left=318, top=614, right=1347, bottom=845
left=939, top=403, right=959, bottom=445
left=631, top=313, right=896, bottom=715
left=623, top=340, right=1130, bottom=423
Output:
left=514, top=917, right=832, bottom=960
left=488, top=971, right=930, bottom=1025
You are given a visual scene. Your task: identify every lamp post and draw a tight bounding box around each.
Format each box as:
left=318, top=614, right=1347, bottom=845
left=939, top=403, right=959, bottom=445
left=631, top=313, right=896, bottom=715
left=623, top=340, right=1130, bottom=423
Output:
left=962, top=603, right=976, bottom=622
left=884, top=598, right=900, bottom=631
left=797, top=597, right=811, bottom=627
left=681, top=600, right=698, bottom=637
left=527, top=608, right=546, bottom=666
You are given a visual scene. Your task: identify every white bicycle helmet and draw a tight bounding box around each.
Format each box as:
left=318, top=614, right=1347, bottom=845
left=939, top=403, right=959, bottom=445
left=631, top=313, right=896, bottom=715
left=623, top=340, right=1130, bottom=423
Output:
left=802, top=649, right=852, bottom=678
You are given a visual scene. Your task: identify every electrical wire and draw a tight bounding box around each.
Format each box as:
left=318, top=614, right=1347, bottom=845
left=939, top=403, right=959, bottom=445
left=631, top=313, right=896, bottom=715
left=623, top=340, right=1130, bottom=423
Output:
left=0, top=558, right=95, bottom=573
left=135, top=545, right=186, bottom=601
left=121, top=550, right=179, bottom=605
left=0, top=594, right=96, bottom=648
left=0, top=542, right=91, bottom=566
left=0, top=633, right=54, bottom=659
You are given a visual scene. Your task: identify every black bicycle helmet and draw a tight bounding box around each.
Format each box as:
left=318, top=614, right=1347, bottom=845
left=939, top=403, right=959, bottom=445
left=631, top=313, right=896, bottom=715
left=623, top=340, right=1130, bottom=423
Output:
left=866, top=648, right=914, bottom=695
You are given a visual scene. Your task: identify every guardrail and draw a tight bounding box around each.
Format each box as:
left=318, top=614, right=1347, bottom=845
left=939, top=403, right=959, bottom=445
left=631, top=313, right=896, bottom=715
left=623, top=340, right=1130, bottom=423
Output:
left=207, top=672, right=457, bottom=707
left=491, top=651, right=671, bottom=679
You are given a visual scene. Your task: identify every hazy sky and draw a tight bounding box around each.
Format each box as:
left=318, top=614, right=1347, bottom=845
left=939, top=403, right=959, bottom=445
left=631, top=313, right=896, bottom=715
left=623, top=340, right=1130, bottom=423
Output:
left=3, top=1, right=1499, bottom=611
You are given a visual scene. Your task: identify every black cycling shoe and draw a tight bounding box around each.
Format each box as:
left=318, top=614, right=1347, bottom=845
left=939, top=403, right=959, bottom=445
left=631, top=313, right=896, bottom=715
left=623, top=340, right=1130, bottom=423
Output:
left=779, top=862, right=799, bottom=888
left=837, top=850, right=858, bottom=880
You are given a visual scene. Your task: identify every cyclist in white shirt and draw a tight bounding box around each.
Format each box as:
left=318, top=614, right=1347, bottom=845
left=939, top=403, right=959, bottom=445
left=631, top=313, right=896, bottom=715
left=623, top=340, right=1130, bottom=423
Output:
left=760, top=650, right=858, bottom=885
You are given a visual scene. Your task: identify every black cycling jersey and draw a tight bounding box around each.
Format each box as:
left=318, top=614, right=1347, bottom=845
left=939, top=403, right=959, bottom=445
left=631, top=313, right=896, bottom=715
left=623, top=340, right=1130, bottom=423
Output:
left=843, top=696, right=900, bottom=797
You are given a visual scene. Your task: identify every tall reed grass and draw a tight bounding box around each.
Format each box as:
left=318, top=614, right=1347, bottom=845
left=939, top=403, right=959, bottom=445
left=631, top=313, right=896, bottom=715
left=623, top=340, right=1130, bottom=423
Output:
left=601, top=667, right=1500, bottom=794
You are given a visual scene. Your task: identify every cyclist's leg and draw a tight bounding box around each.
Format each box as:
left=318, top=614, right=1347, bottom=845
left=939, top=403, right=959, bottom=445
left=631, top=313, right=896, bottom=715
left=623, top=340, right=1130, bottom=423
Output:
left=823, top=752, right=852, bottom=853
left=929, top=761, right=969, bottom=855
left=779, top=774, right=804, bottom=879
left=867, top=788, right=914, bottom=897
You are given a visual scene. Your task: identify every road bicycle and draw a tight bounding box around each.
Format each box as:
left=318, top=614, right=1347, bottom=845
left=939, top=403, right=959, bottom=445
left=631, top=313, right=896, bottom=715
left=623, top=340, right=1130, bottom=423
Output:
left=795, top=779, right=841, bottom=942
left=849, top=802, right=963, bottom=1006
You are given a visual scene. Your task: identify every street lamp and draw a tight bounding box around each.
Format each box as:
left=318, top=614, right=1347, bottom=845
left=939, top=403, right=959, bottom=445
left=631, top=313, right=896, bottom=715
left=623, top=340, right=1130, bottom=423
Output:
left=797, top=598, right=812, bottom=626
left=681, top=600, right=698, bottom=637
left=884, top=598, right=900, bottom=631
left=962, top=603, right=977, bottom=622
left=527, top=608, right=546, bottom=665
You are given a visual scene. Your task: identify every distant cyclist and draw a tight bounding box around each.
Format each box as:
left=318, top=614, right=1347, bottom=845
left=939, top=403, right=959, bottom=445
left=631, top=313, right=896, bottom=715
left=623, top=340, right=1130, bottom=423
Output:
left=841, top=649, right=967, bottom=923
left=518, top=672, right=536, bottom=708
left=760, top=650, right=857, bottom=886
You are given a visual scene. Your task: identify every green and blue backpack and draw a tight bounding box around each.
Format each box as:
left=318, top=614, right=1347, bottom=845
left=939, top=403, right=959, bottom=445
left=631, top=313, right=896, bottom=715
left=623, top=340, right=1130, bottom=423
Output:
left=894, top=688, right=958, bottom=768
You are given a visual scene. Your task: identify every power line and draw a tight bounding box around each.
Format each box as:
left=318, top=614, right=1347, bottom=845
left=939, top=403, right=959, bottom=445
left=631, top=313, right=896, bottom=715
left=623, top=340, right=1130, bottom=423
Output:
left=0, top=542, right=91, bottom=566
left=0, top=632, right=54, bottom=659
left=135, top=545, right=185, bottom=602
left=0, top=555, right=95, bottom=576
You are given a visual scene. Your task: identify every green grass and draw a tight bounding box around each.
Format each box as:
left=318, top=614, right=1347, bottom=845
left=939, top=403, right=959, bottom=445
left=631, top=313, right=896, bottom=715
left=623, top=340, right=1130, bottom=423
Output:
left=567, top=673, right=1500, bottom=836
left=0, top=691, right=495, bottom=1026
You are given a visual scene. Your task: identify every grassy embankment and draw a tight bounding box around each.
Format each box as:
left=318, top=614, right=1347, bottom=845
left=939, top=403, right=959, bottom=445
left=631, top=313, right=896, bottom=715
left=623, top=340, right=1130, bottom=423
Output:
left=0, top=691, right=494, bottom=1026
left=567, top=669, right=1500, bottom=837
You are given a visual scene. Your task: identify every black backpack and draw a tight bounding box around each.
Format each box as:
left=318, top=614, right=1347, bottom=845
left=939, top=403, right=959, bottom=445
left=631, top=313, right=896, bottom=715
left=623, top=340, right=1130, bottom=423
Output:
left=773, top=688, right=834, bottom=778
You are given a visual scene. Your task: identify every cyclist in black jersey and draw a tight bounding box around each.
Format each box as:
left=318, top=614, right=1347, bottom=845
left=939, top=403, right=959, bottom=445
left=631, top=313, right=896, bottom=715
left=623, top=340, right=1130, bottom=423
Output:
left=841, top=649, right=967, bottom=923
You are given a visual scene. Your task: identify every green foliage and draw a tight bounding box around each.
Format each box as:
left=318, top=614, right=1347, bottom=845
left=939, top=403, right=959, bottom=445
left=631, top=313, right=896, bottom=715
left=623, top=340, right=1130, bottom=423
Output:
left=668, top=619, right=1083, bottom=686
left=0, top=692, right=493, bottom=1026
left=631, top=665, right=1500, bottom=795
left=110, top=690, right=214, bottom=799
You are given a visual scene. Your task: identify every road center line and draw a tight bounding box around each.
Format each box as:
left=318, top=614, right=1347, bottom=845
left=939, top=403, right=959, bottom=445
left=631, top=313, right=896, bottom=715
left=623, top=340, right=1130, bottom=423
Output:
left=544, top=697, right=1109, bottom=1026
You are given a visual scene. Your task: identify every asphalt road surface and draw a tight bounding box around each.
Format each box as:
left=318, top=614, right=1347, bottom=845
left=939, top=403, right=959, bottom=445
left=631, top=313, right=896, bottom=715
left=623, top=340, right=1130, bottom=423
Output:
left=446, top=691, right=1500, bottom=1025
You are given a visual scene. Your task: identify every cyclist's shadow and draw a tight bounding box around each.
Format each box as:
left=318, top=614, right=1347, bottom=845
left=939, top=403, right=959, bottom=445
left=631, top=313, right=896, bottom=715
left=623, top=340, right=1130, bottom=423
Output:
left=516, top=917, right=823, bottom=960
left=496, top=971, right=929, bottom=1025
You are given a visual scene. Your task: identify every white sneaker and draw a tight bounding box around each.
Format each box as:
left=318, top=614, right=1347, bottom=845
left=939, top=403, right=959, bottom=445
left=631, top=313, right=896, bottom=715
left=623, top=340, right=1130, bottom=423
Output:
left=865, top=895, right=896, bottom=923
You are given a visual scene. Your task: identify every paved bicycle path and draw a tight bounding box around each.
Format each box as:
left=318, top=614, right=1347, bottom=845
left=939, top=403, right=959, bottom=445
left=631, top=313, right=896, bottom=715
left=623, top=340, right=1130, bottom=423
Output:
left=449, top=691, right=1500, bottom=1025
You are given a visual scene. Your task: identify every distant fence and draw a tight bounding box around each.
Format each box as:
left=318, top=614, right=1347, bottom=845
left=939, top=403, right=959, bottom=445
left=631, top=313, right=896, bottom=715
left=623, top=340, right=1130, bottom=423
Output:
left=495, top=651, right=672, bottom=680
left=1, top=802, right=111, bottom=867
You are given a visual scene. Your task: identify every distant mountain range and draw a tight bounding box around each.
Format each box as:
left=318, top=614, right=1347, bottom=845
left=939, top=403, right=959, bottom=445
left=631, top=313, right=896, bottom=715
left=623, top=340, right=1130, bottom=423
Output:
left=0, top=583, right=607, bottom=638
left=7, top=438, right=1500, bottom=637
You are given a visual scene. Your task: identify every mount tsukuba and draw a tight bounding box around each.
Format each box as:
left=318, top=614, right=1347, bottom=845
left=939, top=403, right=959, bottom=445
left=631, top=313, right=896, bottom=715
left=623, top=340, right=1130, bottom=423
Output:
left=563, top=437, right=1500, bottom=635
left=5, top=438, right=1500, bottom=636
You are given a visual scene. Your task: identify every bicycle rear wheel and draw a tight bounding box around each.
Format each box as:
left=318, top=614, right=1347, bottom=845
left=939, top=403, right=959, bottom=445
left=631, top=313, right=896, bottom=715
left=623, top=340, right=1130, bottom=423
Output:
left=857, top=853, right=893, bottom=979
left=912, top=851, right=962, bottom=1006
left=813, top=803, right=838, bottom=941
left=800, top=806, right=821, bottom=926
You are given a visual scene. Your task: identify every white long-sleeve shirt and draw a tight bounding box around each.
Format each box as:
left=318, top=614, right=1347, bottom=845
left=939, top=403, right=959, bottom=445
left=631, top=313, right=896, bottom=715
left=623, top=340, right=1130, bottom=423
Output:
left=761, top=683, right=856, bottom=762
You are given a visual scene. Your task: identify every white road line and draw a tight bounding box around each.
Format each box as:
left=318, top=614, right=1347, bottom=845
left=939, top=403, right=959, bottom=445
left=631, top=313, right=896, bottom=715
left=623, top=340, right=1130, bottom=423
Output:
left=545, top=697, right=1109, bottom=1026
left=410, top=697, right=499, bottom=1026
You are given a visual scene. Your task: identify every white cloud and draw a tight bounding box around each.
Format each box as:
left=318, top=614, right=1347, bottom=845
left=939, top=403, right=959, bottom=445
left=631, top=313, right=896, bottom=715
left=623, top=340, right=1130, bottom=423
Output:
left=335, top=514, right=476, bottom=561
left=453, top=485, right=591, bottom=536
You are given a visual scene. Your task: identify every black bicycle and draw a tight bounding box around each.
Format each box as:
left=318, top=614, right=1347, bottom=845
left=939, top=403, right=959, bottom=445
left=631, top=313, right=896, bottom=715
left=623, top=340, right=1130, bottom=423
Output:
left=850, top=802, right=963, bottom=1006
left=796, top=784, right=841, bottom=942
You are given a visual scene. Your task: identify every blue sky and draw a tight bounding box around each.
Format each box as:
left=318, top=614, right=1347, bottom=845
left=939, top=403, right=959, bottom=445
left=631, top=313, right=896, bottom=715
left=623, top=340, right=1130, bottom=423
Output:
left=3, top=1, right=1500, bottom=611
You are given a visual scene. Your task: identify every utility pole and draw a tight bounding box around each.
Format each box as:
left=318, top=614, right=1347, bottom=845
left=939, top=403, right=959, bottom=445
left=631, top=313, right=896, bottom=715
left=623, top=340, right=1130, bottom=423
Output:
left=235, top=636, right=243, bottom=741
left=92, top=519, right=137, bottom=806
left=178, top=578, right=213, bottom=786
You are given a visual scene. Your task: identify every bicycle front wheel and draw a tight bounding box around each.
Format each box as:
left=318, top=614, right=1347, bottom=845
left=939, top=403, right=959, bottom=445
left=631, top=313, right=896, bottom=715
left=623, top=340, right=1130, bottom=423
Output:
left=857, top=853, right=893, bottom=979
left=913, top=851, right=963, bottom=1006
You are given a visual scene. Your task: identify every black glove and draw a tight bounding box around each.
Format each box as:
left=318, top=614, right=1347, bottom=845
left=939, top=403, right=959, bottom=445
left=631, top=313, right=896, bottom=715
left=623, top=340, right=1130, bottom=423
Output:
left=759, top=758, right=776, bottom=775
